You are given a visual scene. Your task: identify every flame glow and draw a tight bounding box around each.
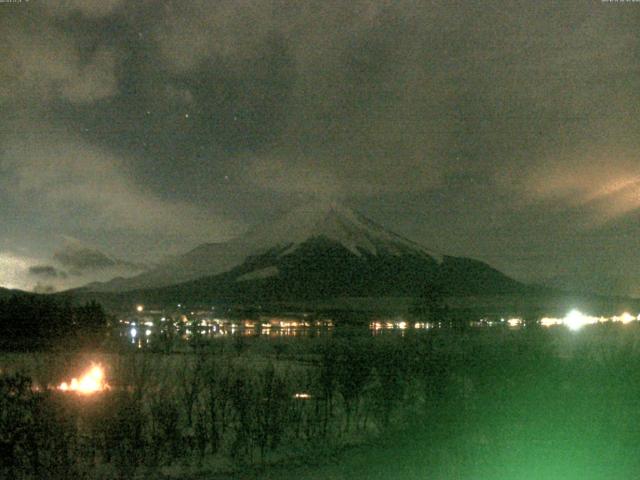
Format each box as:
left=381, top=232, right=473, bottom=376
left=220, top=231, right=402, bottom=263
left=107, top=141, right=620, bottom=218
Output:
left=58, top=364, right=109, bottom=395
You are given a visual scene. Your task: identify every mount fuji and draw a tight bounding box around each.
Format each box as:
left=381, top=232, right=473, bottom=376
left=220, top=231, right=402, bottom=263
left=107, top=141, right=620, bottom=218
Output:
left=83, top=201, right=524, bottom=301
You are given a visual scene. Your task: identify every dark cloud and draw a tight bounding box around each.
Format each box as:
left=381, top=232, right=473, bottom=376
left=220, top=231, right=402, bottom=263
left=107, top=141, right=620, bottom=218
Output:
left=53, top=243, right=146, bottom=274
left=0, top=10, right=118, bottom=105
left=1, top=129, right=242, bottom=243
left=28, top=265, right=68, bottom=279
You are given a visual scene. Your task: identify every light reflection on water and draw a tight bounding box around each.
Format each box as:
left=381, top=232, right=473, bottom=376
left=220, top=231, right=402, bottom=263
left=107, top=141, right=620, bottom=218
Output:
left=118, top=309, right=640, bottom=348
left=119, top=318, right=338, bottom=347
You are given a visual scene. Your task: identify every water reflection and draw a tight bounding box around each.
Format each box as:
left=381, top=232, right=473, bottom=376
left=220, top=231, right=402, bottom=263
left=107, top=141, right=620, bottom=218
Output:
left=119, top=316, right=336, bottom=346
left=117, top=309, right=640, bottom=348
left=370, top=318, right=434, bottom=336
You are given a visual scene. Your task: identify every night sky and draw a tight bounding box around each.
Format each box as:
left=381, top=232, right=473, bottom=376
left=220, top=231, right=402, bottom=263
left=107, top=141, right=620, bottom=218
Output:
left=1, top=0, right=639, bottom=293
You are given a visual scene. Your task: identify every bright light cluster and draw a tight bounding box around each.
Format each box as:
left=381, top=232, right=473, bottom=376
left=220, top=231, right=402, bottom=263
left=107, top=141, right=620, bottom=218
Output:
left=564, top=309, right=599, bottom=330
left=539, top=317, right=564, bottom=328
left=507, top=318, right=522, bottom=327
left=58, top=364, right=109, bottom=395
left=540, top=309, right=639, bottom=331
left=612, top=312, right=635, bottom=324
left=370, top=319, right=432, bottom=331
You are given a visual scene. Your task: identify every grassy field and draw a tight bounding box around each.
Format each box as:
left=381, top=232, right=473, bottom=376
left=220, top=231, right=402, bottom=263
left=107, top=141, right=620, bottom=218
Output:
left=3, top=324, right=640, bottom=479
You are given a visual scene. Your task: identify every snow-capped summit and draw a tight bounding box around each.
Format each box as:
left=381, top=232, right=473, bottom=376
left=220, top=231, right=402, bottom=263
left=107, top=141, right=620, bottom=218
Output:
left=86, top=201, right=442, bottom=293
left=84, top=201, right=521, bottom=299
left=241, top=200, right=442, bottom=259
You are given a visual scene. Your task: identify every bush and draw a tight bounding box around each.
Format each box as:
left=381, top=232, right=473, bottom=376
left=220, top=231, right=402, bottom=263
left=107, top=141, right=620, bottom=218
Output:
left=0, top=373, right=81, bottom=480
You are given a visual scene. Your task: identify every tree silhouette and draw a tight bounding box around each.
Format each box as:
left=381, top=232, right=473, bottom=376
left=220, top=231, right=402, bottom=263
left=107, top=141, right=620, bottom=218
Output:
left=410, top=284, right=449, bottom=322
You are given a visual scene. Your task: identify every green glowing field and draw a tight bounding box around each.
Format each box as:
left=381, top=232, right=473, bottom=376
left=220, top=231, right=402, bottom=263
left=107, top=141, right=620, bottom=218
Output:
left=258, top=325, right=640, bottom=480
left=4, top=324, right=640, bottom=479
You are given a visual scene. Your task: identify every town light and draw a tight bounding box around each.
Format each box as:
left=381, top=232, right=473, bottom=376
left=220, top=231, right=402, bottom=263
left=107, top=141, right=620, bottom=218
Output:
left=564, top=309, right=592, bottom=331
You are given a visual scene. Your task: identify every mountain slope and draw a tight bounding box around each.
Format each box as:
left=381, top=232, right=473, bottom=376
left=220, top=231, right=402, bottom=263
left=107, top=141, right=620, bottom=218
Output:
left=0, top=287, right=29, bottom=299
left=0, top=287, right=13, bottom=299
left=146, top=247, right=523, bottom=304
left=87, top=202, right=442, bottom=292
left=83, top=201, right=524, bottom=302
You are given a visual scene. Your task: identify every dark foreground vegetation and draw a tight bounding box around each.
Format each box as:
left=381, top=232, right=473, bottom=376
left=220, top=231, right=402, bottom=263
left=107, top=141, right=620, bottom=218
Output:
left=0, top=294, right=108, bottom=350
left=3, top=324, right=640, bottom=479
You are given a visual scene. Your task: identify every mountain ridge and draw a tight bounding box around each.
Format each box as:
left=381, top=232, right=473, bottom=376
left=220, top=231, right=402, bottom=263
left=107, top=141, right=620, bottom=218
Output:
left=78, top=201, right=526, bottom=303
left=85, top=202, right=444, bottom=293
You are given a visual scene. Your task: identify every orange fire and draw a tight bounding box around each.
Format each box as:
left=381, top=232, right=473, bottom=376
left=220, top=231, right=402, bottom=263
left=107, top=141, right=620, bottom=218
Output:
left=58, top=364, right=109, bottom=394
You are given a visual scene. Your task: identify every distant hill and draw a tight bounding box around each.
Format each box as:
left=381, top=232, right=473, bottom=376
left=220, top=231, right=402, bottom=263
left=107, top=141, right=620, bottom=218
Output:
left=0, top=287, right=29, bottom=299
left=538, top=274, right=640, bottom=299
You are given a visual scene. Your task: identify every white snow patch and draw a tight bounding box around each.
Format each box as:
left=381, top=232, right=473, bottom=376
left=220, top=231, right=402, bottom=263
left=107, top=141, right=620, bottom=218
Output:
left=236, top=266, right=279, bottom=282
left=262, top=201, right=444, bottom=261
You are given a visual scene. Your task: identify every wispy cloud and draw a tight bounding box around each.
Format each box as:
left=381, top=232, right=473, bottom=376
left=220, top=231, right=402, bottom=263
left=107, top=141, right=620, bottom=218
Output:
left=1, top=128, right=242, bottom=242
